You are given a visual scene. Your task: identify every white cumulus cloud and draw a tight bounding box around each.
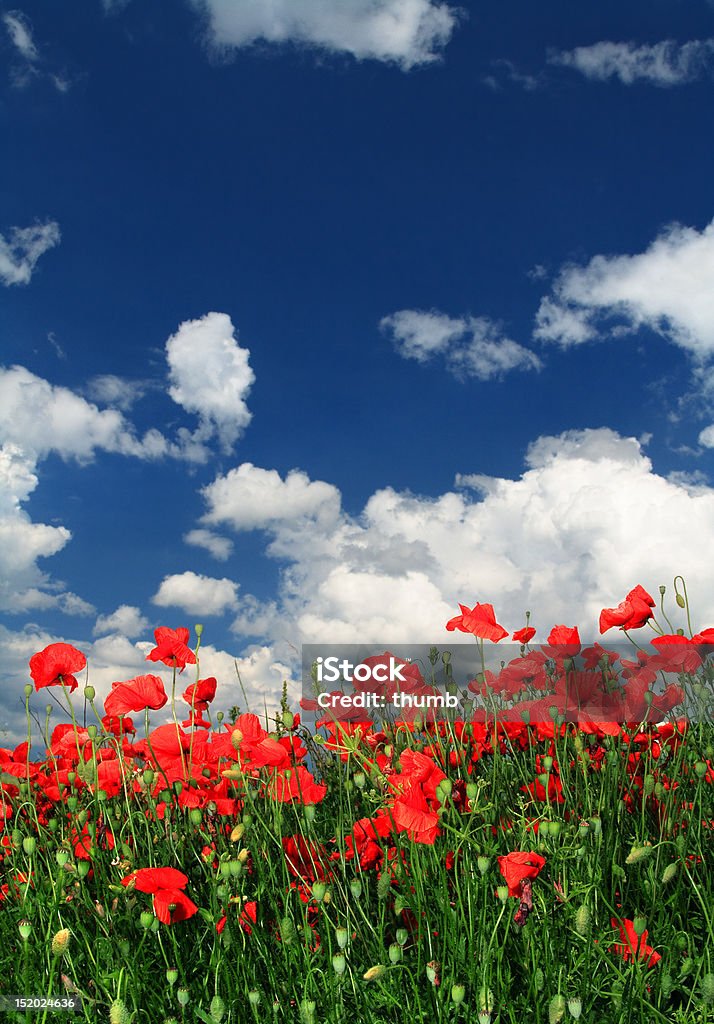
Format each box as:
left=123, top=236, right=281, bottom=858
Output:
left=534, top=218, right=714, bottom=359
left=184, top=528, right=233, bottom=561
left=93, top=605, right=150, bottom=638
left=189, top=0, right=459, bottom=69
left=551, top=38, right=714, bottom=86
left=152, top=571, right=240, bottom=616
left=0, top=221, right=61, bottom=286
left=166, top=312, right=255, bottom=454
left=382, top=308, right=542, bottom=380
left=191, top=430, right=714, bottom=651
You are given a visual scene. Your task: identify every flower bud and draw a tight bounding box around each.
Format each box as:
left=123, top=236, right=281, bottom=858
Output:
left=694, top=761, right=708, bottom=779
left=466, top=782, right=478, bottom=800
left=24, top=683, right=33, bottom=698
left=676, top=593, right=686, bottom=608
left=189, top=809, right=202, bottom=826
left=388, top=943, right=402, bottom=964
left=84, top=685, right=95, bottom=701
left=231, top=730, right=243, bottom=750
left=312, top=882, right=327, bottom=903
left=632, top=916, right=647, bottom=937
left=77, top=861, right=90, bottom=878
left=195, top=624, right=203, bottom=637
left=22, top=836, right=36, bottom=855
left=625, top=843, right=653, bottom=865
left=661, top=862, right=678, bottom=884
left=109, top=999, right=131, bottom=1024
left=574, top=905, right=591, bottom=936
left=140, top=911, right=154, bottom=929
left=51, top=928, right=70, bottom=957
left=281, top=711, right=295, bottom=730
left=209, top=996, right=226, bottom=1023
left=363, top=965, right=386, bottom=982
left=549, top=994, right=566, bottom=1024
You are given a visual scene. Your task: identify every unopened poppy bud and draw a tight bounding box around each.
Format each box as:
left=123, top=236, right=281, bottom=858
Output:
left=303, top=804, right=316, bottom=823
left=676, top=594, right=686, bottom=608
left=567, top=997, right=582, bottom=1019
left=231, top=729, right=243, bottom=750
left=87, top=725, right=97, bottom=740
left=22, top=836, right=36, bottom=855
left=632, top=916, right=647, bottom=937
left=548, top=994, right=566, bottom=1024
left=194, top=624, right=203, bottom=637
left=109, top=999, right=131, bottom=1024
left=549, top=821, right=562, bottom=838
left=140, top=910, right=154, bottom=929
left=51, top=928, right=70, bottom=957
left=625, top=843, right=653, bottom=864
left=166, top=968, right=178, bottom=986
left=18, top=919, right=32, bottom=940
left=661, top=862, right=678, bottom=884
left=332, top=953, right=347, bottom=975
left=281, top=711, right=295, bottom=730
left=209, top=996, right=225, bottom=1023
left=24, top=683, right=33, bottom=698
left=477, top=856, right=490, bottom=875
left=388, top=943, right=402, bottom=964
left=176, top=988, right=190, bottom=1007
left=694, top=760, right=708, bottom=778
left=574, top=905, right=591, bottom=936
left=451, top=985, right=466, bottom=1005
left=312, top=882, right=327, bottom=902
left=542, top=756, right=553, bottom=772
left=479, top=987, right=494, bottom=1013
left=230, top=823, right=245, bottom=842
left=436, top=778, right=453, bottom=800
left=496, top=885, right=509, bottom=902
left=84, top=686, right=95, bottom=701
left=189, top=809, right=202, bottom=826
left=426, top=961, right=440, bottom=985
left=349, top=878, right=362, bottom=899
left=466, top=782, right=478, bottom=800
left=237, top=848, right=249, bottom=864
left=363, top=965, right=386, bottom=982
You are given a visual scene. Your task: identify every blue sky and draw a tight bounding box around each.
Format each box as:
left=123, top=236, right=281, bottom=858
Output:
left=2, top=0, right=714, bottom=742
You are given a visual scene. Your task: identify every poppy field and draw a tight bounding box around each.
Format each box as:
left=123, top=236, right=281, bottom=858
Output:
left=1, top=582, right=714, bottom=1023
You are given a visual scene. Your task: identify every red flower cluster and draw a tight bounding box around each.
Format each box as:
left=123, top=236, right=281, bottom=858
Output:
left=121, top=866, right=198, bottom=925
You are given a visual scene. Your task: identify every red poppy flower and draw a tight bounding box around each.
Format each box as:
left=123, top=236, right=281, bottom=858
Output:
left=101, top=714, right=136, bottom=736
left=182, top=677, right=217, bottom=711
left=610, top=918, right=661, bottom=967
left=512, top=626, right=536, bottom=644
left=104, top=675, right=168, bottom=717
left=497, top=851, right=546, bottom=897
left=29, top=643, right=86, bottom=693
left=146, top=627, right=197, bottom=672
left=122, top=866, right=189, bottom=893
left=599, top=585, right=656, bottom=634
left=265, top=766, right=327, bottom=804
left=153, top=888, right=199, bottom=925
left=446, top=603, right=508, bottom=642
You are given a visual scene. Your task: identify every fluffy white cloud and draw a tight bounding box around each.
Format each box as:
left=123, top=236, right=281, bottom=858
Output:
left=0, top=365, right=174, bottom=463
left=93, top=605, right=150, bottom=638
left=192, top=430, right=714, bottom=651
left=152, top=572, right=240, bottom=616
left=84, top=374, right=147, bottom=411
left=184, top=528, right=233, bottom=561
left=0, top=221, right=60, bottom=286
left=534, top=218, right=714, bottom=359
left=190, top=0, right=459, bottom=69
left=551, top=38, right=714, bottom=86
left=3, top=11, right=38, bottom=62
left=381, top=309, right=542, bottom=380
left=201, top=463, right=341, bottom=532
left=166, top=312, right=254, bottom=453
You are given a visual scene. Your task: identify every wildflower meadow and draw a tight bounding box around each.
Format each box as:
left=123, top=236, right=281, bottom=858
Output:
left=1, top=581, right=713, bottom=1024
